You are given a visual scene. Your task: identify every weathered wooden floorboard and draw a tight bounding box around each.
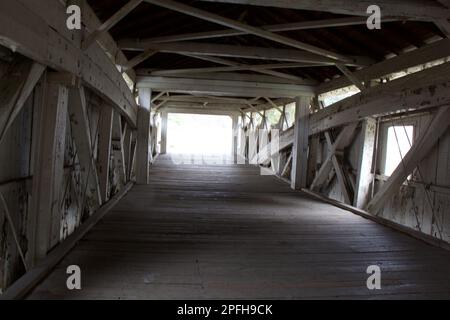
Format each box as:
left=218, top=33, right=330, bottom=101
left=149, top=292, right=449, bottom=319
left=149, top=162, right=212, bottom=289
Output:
left=27, top=155, right=450, bottom=300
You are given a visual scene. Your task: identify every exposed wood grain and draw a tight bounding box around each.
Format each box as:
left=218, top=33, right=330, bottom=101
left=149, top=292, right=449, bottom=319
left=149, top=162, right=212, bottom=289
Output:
left=1, top=182, right=133, bottom=300
left=29, top=80, right=69, bottom=264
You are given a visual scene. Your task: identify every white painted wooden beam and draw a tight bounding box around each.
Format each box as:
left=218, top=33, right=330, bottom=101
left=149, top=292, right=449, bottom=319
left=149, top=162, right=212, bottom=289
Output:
left=264, top=97, right=284, bottom=114
left=29, top=80, right=69, bottom=265
left=335, top=64, right=365, bottom=92
left=143, top=0, right=351, bottom=62
left=306, top=131, right=320, bottom=185
left=323, top=131, right=355, bottom=204
left=77, top=0, right=136, bottom=81
left=121, top=15, right=392, bottom=67
left=152, top=95, right=253, bottom=105
left=317, top=38, right=450, bottom=94
left=281, top=154, right=293, bottom=178
left=96, top=103, right=114, bottom=202
left=129, top=131, right=137, bottom=180
left=165, top=108, right=240, bottom=117
left=122, top=126, right=133, bottom=182
left=2, top=181, right=133, bottom=300
left=247, top=125, right=258, bottom=164
left=160, top=111, right=168, bottom=154
left=329, top=150, right=353, bottom=205
left=150, top=63, right=317, bottom=83
left=231, top=114, right=239, bottom=163
left=155, top=96, right=290, bottom=111
left=197, top=0, right=450, bottom=21
left=354, top=118, right=377, bottom=208
left=136, top=88, right=152, bottom=184
left=123, top=50, right=158, bottom=71
left=136, top=76, right=315, bottom=98
left=0, top=59, right=45, bottom=146
left=147, top=63, right=318, bottom=77
left=157, top=102, right=245, bottom=110
left=310, top=124, right=358, bottom=194
left=119, top=40, right=371, bottom=67
left=310, top=62, right=450, bottom=135
left=151, top=91, right=167, bottom=103
left=112, top=112, right=127, bottom=187
left=247, top=105, right=265, bottom=118
left=183, top=54, right=312, bottom=83
left=0, top=0, right=138, bottom=126
left=153, top=99, right=168, bottom=112
left=291, top=96, right=311, bottom=190
left=83, top=0, right=143, bottom=50
left=367, top=105, right=450, bottom=214
left=309, top=98, right=356, bottom=202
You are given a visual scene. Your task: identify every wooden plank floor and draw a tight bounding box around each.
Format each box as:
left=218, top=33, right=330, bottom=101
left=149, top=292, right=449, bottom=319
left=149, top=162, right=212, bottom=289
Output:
left=28, top=155, right=450, bottom=299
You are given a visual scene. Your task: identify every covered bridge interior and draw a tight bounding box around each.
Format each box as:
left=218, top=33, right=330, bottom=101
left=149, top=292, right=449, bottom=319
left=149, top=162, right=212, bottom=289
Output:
left=1, top=0, right=450, bottom=299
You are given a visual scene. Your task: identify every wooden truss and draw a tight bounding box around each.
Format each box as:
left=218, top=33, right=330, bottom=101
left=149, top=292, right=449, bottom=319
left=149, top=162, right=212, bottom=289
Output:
left=1, top=0, right=450, bottom=299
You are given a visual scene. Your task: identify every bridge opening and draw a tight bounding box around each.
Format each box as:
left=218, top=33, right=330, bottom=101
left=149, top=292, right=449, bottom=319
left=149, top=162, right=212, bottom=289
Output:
left=2, top=0, right=450, bottom=302
left=167, top=113, right=233, bottom=162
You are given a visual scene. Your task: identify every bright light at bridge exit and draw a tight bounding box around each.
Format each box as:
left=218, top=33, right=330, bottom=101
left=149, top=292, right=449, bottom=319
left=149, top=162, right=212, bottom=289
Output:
left=167, top=114, right=233, bottom=156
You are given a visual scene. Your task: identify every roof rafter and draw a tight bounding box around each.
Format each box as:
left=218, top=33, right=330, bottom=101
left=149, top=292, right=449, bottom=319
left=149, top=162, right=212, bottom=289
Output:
left=145, top=62, right=320, bottom=77
left=83, top=0, right=143, bottom=50
left=118, top=40, right=372, bottom=66
left=143, top=0, right=352, bottom=62
left=180, top=54, right=309, bottom=83
left=335, top=64, right=366, bottom=92
left=136, top=75, right=315, bottom=98
left=317, top=38, right=450, bottom=94
left=197, top=0, right=450, bottom=21
left=136, top=16, right=405, bottom=44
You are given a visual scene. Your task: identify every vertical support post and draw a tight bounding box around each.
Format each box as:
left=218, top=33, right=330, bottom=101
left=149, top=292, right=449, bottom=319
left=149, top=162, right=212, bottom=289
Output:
left=123, top=126, right=133, bottom=182
left=237, top=113, right=246, bottom=164
left=136, top=88, right=152, bottom=184
left=272, top=112, right=285, bottom=174
left=112, top=112, right=127, bottom=187
left=244, top=115, right=250, bottom=165
left=307, top=97, right=322, bottom=187
left=96, top=103, right=114, bottom=202
left=160, top=110, right=168, bottom=155
left=29, top=80, right=69, bottom=264
left=248, top=113, right=258, bottom=164
left=354, top=118, right=377, bottom=208
left=231, top=114, right=239, bottom=164
left=291, top=96, right=310, bottom=190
